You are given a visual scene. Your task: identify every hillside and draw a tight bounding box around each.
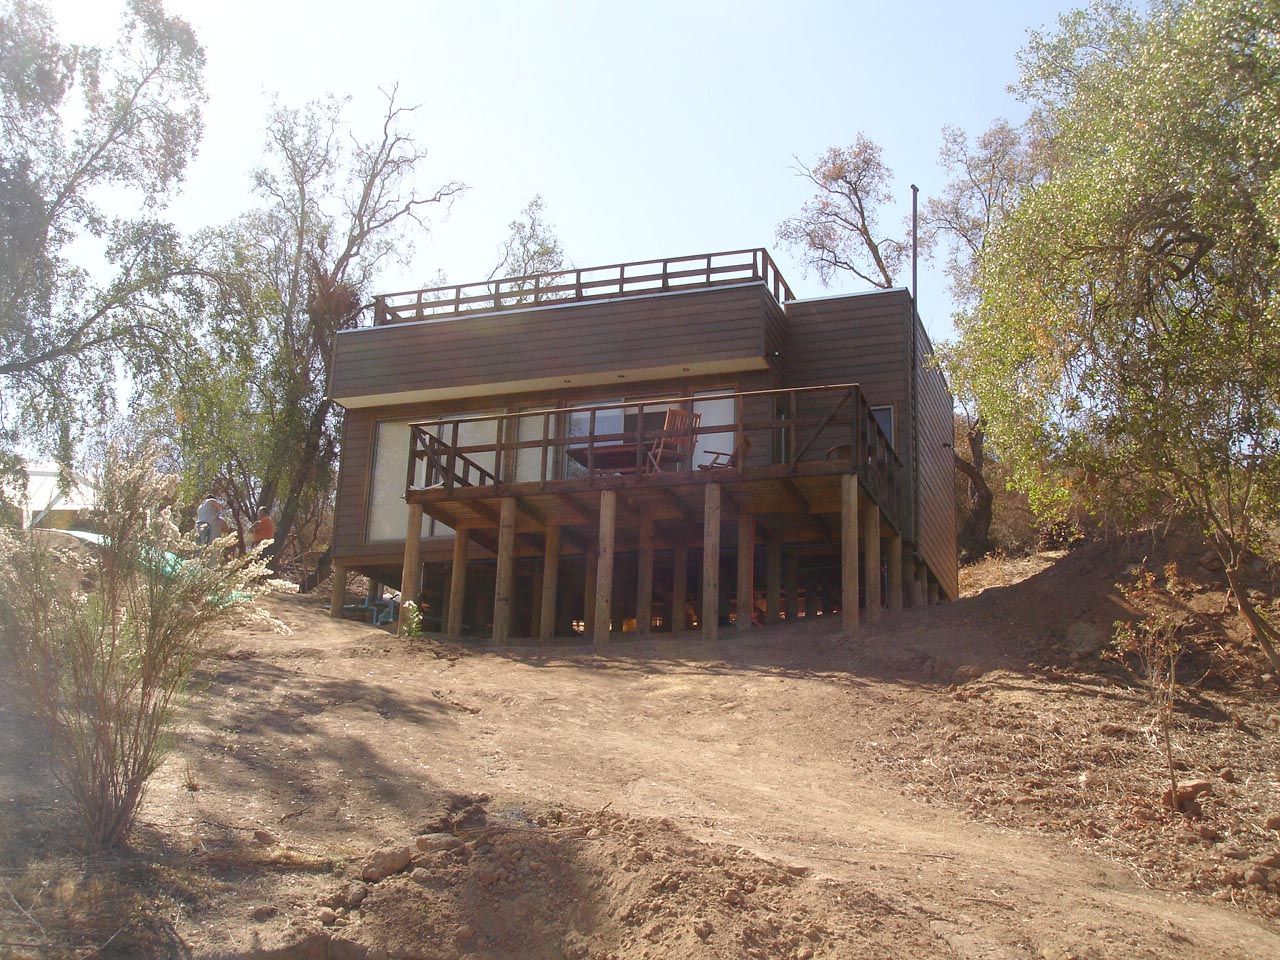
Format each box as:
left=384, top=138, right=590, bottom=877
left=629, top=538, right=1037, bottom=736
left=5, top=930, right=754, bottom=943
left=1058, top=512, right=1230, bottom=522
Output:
left=1, top=536, right=1278, bottom=959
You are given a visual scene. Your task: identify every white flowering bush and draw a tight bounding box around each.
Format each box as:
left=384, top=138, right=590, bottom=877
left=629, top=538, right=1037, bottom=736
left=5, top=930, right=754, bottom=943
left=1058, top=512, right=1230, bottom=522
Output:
left=401, top=599, right=424, bottom=638
left=0, top=445, right=290, bottom=848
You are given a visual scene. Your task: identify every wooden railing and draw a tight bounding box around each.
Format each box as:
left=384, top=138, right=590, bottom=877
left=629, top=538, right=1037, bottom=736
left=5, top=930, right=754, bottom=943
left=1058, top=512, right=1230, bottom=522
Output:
left=370, top=248, right=794, bottom=326
left=406, top=384, right=906, bottom=526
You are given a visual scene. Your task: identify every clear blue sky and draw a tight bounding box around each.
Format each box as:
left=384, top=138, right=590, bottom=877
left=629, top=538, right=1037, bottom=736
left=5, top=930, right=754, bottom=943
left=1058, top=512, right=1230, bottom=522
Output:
left=51, top=0, right=1075, bottom=344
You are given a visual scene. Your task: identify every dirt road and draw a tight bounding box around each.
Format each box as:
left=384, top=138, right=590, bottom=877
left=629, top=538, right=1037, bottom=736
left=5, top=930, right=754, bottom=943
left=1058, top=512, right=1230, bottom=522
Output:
left=133, top=581, right=1279, bottom=960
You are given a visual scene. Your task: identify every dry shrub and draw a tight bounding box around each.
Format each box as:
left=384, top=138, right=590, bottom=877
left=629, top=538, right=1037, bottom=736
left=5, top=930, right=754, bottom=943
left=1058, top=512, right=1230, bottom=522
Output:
left=0, top=445, right=288, bottom=848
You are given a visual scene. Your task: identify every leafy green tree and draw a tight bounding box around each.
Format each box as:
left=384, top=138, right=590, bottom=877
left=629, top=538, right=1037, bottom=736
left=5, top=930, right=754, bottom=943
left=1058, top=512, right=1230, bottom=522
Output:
left=929, top=121, right=1048, bottom=558
left=160, top=91, right=463, bottom=580
left=0, top=0, right=205, bottom=481
left=957, top=0, right=1280, bottom=668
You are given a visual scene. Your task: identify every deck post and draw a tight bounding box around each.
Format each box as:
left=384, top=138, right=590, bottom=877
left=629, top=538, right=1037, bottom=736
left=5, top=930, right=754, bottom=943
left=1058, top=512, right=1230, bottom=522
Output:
left=784, top=554, right=799, bottom=622
left=863, top=501, right=881, bottom=623
left=531, top=570, right=543, bottom=640
left=840, top=474, right=860, bottom=634
left=736, top=513, right=755, bottom=630
left=492, top=496, right=517, bottom=643
left=927, top=577, right=940, bottom=606
left=539, top=525, right=560, bottom=642
left=584, top=545, right=598, bottom=636
left=446, top=529, right=468, bottom=637
left=636, top=515, right=654, bottom=634
left=398, top=502, right=425, bottom=635
left=330, top=564, right=347, bottom=618
left=594, top=490, right=616, bottom=644
left=766, top=539, right=782, bottom=624
left=887, top=529, right=903, bottom=613
left=671, top=541, right=688, bottom=632
left=912, top=560, right=927, bottom=609
left=702, top=484, right=721, bottom=641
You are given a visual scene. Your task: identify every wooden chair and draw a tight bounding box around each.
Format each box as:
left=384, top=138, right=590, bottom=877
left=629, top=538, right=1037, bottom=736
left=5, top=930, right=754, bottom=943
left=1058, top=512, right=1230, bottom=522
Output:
left=646, top=408, right=701, bottom=472
left=697, top=435, right=751, bottom=470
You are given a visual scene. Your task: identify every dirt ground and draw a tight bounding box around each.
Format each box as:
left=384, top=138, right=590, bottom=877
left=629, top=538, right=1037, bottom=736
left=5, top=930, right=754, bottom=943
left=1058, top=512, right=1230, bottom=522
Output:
left=2, top=537, right=1279, bottom=959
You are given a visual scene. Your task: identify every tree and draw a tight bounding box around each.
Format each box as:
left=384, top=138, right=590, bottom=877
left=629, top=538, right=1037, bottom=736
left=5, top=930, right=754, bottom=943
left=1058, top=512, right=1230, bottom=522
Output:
left=929, top=121, right=1048, bottom=558
left=161, top=91, right=463, bottom=581
left=0, top=0, right=205, bottom=479
left=958, top=0, right=1280, bottom=669
left=776, top=135, right=908, bottom=289
left=490, top=195, right=566, bottom=279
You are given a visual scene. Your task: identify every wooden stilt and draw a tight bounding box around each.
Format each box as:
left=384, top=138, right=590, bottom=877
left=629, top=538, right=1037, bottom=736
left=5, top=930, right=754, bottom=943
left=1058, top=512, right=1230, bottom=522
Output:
left=736, top=513, right=755, bottom=631
left=398, top=503, right=425, bottom=634
left=671, top=542, right=688, bottom=633
left=840, top=474, right=859, bottom=634
left=804, top=579, right=820, bottom=619
left=584, top=545, right=598, bottom=636
left=330, top=564, right=347, bottom=618
left=530, top=570, right=543, bottom=640
left=863, top=500, right=881, bottom=623
left=784, top=554, right=799, bottom=622
left=492, top=497, right=517, bottom=643
left=636, top=515, right=654, bottom=634
left=594, top=490, right=616, bottom=644
left=928, top=578, right=940, bottom=605
left=539, top=525, right=560, bottom=642
left=446, top=529, right=468, bottom=638
left=766, top=539, right=781, bottom=624
left=702, top=484, right=721, bottom=641
left=887, top=529, right=903, bottom=613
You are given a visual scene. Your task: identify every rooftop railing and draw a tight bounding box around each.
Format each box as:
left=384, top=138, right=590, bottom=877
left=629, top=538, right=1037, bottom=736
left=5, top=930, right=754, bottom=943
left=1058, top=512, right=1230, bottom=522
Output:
left=369, top=248, right=794, bottom=326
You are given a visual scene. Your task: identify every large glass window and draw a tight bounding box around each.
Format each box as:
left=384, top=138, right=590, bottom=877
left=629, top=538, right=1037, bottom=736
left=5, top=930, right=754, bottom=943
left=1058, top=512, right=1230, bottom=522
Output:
left=692, top=390, right=736, bottom=467
left=871, top=405, right=894, bottom=448
left=366, top=414, right=498, bottom=541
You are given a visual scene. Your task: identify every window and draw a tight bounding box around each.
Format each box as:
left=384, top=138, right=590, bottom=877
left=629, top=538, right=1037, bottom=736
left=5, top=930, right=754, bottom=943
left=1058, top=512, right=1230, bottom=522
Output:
left=871, top=405, right=894, bottom=448
left=693, top=390, right=736, bottom=467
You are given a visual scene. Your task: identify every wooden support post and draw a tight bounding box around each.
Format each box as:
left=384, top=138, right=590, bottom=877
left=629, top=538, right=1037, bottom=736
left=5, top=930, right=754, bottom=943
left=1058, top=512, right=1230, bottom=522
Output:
left=594, top=490, right=616, bottom=644
left=784, top=554, right=799, bottom=622
left=398, top=502, right=425, bottom=635
left=863, top=501, right=881, bottom=623
left=584, top=545, right=598, bottom=636
left=531, top=570, right=543, bottom=640
left=330, top=564, right=347, bottom=618
left=539, top=525, right=560, bottom=642
left=736, top=513, right=755, bottom=631
left=702, top=484, right=722, bottom=640
left=671, top=542, right=688, bottom=633
left=492, top=496, right=517, bottom=643
left=928, top=578, right=940, bottom=605
left=840, top=474, right=860, bottom=634
left=804, top=580, right=820, bottom=619
left=365, top=578, right=380, bottom=605
left=636, top=516, right=654, bottom=634
left=887, top=529, right=903, bottom=613
left=766, top=539, right=782, bottom=624
left=913, top=561, right=927, bottom=609
left=446, top=529, right=468, bottom=638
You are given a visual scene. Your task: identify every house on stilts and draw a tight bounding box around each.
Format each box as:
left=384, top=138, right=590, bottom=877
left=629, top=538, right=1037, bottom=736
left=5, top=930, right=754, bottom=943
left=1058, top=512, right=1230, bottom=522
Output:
left=327, top=248, right=957, bottom=641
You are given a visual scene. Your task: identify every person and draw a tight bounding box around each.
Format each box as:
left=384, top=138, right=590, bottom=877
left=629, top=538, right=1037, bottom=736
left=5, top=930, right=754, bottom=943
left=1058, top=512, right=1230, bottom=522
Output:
left=250, top=506, right=275, bottom=549
left=195, top=493, right=224, bottom=545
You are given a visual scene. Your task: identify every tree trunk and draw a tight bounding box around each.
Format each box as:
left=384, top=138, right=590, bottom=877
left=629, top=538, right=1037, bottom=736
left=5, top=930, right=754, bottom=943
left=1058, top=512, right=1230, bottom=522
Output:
left=954, top=449, right=994, bottom=560
left=1223, top=563, right=1280, bottom=672
left=266, top=394, right=334, bottom=577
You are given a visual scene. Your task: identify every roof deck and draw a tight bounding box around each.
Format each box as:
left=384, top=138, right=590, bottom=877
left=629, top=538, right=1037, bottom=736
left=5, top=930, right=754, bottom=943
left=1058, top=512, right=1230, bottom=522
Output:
left=368, top=248, right=794, bottom=327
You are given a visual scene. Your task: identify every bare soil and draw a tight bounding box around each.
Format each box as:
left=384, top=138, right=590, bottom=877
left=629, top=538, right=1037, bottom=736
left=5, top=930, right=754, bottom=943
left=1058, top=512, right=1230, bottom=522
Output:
left=2, top=536, right=1279, bottom=959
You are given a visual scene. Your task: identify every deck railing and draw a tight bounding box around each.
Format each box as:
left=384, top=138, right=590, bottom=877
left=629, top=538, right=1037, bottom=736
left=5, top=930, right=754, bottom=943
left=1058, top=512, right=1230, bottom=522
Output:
left=406, top=384, right=906, bottom=526
left=370, top=248, right=794, bottom=326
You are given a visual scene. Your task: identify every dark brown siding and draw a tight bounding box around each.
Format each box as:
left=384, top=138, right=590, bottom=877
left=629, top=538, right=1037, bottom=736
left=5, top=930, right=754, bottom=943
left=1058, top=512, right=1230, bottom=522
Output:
left=332, top=284, right=774, bottom=404
left=783, top=289, right=957, bottom=597
left=914, top=320, right=960, bottom=599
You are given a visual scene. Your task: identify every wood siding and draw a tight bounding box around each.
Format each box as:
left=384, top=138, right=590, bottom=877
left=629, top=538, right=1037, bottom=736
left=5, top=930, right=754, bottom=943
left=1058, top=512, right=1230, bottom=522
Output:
left=332, top=283, right=776, bottom=406
left=783, top=289, right=957, bottom=597
left=913, top=319, right=960, bottom=599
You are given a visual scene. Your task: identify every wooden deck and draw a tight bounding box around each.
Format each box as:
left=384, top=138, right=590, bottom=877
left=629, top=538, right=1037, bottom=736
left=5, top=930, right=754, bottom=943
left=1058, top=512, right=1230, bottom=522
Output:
left=375, top=385, right=924, bottom=643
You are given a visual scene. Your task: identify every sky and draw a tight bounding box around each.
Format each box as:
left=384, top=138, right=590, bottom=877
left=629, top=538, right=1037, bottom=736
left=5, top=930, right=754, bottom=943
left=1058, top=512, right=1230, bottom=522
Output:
left=47, top=0, right=1076, bottom=346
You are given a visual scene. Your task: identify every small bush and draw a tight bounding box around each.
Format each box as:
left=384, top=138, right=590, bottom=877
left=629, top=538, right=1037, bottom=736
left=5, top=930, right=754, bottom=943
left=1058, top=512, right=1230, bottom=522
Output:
left=0, top=446, right=286, bottom=848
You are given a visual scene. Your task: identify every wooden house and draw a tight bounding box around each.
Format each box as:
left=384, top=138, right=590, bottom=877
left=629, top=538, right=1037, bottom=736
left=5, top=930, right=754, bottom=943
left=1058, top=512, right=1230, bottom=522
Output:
left=328, top=248, right=956, bottom=641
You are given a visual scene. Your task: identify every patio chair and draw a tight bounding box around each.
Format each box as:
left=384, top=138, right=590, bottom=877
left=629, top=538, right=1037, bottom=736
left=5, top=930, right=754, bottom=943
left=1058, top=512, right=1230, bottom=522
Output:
left=646, top=408, right=701, bottom=473
left=697, top=435, right=752, bottom=470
